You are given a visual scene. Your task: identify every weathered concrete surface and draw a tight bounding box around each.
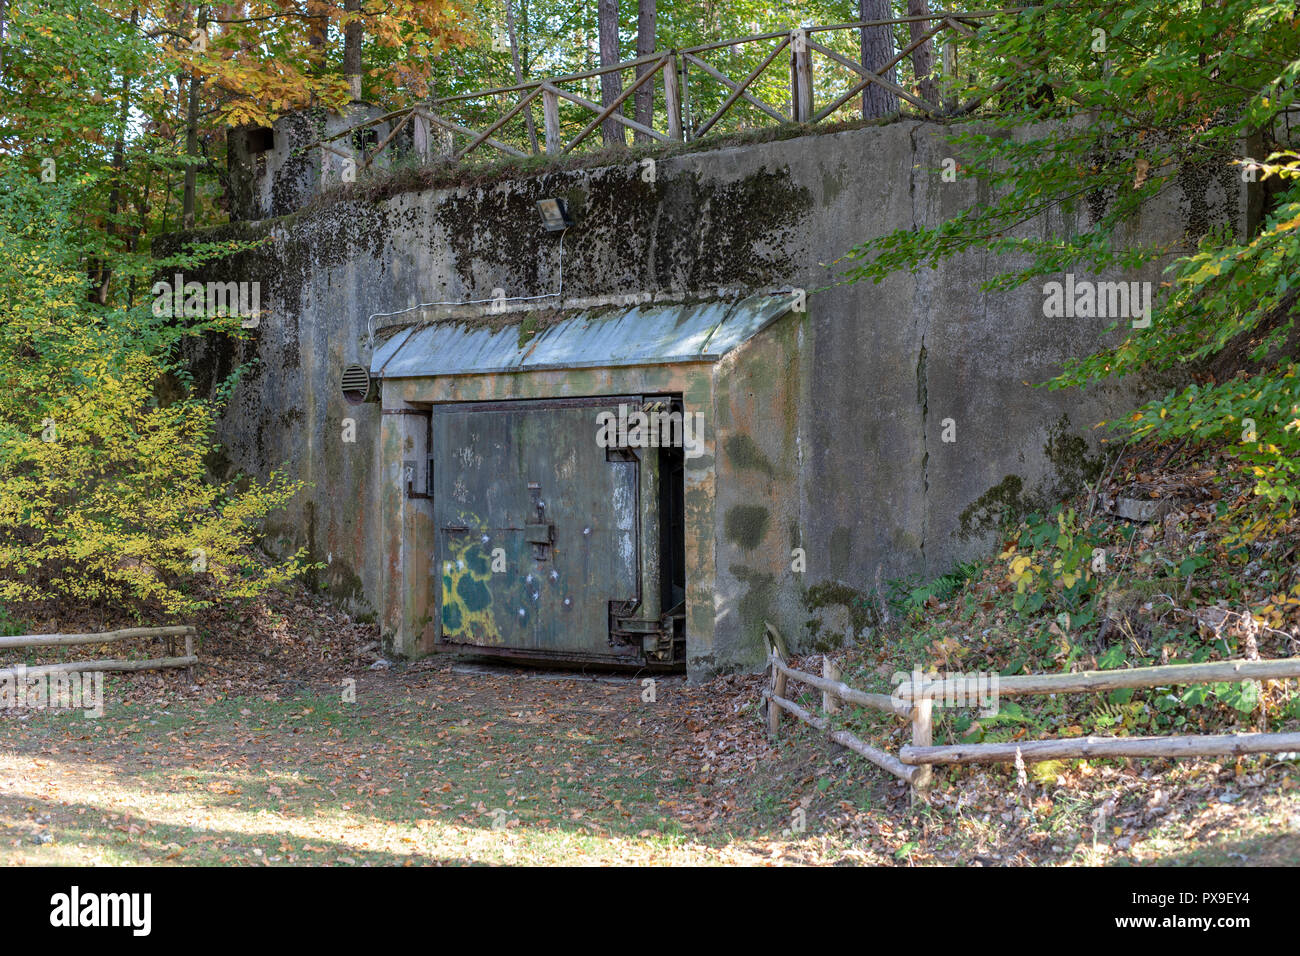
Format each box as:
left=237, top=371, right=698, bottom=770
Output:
left=227, top=104, right=400, bottom=221
left=178, top=117, right=1243, bottom=678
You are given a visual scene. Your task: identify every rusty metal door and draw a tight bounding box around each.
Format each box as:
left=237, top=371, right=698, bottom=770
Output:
left=432, top=397, right=646, bottom=662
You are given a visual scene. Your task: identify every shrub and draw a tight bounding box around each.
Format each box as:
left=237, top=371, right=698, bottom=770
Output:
left=998, top=506, right=1105, bottom=624
left=0, top=167, right=307, bottom=618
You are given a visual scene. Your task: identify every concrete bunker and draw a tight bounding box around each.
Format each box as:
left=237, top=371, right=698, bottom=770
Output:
left=370, top=293, right=808, bottom=672
left=180, top=112, right=1244, bottom=681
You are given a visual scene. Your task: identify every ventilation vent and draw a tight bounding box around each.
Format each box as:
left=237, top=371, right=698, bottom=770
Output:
left=341, top=364, right=373, bottom=405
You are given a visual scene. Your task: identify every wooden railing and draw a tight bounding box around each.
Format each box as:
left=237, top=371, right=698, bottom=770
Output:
left=0, top=626, right=198, bottom=680
left=310, top=8, right=1026, bottom=175
left=763, top=625, right=1300, bottom=799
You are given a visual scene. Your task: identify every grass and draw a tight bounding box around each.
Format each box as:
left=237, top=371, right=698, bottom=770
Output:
left=3, top=662, right=1298, bottom=865
left=0, top=667, right=898, bottom=866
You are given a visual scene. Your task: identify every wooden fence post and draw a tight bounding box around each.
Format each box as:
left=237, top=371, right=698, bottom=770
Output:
left=911, top=694, right=933, bottom=796
left=663, top=53, right=683, bottom=140
left=541, top=87, right=562, bottom=155
left=822, top=656, right=840, bottom=714
left=942, top=39, right=957, bottom=114
left=681, top=60, right=692, bottom=140
left=791, top=29, right=813, bottom=122
left=412, top=111, right=432, bottom=160
left=768, top=652, right=787, bottom=737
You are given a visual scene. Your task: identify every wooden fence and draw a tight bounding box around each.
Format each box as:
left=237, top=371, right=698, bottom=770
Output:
left=0, top=626, right=198, bottom=681
left=763, top=628, right=1300, bottom=798
left=309, top=8, right=1026, bottom=174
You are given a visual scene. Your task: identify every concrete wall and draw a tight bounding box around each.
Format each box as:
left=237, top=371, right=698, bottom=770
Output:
left=177, top=116, right=1242, bottom=676
left=227, top=105, right=400, bottom=221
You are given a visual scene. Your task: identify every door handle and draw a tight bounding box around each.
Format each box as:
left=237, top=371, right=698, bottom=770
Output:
left=524, top=523, right=554, bottom=545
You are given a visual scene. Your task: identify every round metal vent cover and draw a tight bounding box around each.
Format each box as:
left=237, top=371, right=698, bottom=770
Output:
left=341, top=364, right=372, bottom=404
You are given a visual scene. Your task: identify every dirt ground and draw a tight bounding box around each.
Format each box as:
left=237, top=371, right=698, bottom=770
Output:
left=3, top=630, right=1299, bottom=865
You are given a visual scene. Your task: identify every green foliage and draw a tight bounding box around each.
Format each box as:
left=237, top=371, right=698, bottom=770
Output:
left=0, top=605, right=25, bottom=637
left=0, top=166, right=308, bottom=617
left=887, top=561, right=981, bottom=621
left=999, top=507, right=1104, bottom=623
left=841, top=1, right=1300, bottom=521
left=954, top=700, right=1046, bottom=743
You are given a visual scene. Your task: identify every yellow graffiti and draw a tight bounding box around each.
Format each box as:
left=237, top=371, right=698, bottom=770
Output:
left=440, top=530, right=502, bottom=644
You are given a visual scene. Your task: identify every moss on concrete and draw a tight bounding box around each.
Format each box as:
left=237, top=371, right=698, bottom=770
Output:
left=800, top=580, right=880, bottom=652
left=1042, top=412, right=1106, bottom=500
left=957, top=474, right=1033, bottom=540
left=724, top=504, right=769, bottom=550
left=958, top=415, right=1106, bottom=540
left=724, top=433, right=775, bottom=478
left=286, top=111, right=910, bottom=217
left=730, top=564, right=775, bottom=666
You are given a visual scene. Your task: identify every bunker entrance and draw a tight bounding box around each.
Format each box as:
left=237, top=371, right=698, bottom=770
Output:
left=371, top=292, right=803, bottom=678
left=432, top=395, right=686, bottom=669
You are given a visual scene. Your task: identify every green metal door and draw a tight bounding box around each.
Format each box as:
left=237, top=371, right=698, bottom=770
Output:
left=432, top=397, right=645, bottom=662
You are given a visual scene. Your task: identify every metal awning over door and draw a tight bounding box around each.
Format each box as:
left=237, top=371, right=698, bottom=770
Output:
left=371, top=293, right=795, bottom=378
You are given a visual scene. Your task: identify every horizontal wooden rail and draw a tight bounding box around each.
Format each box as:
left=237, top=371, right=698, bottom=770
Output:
left=896, top=657, right=1300, bottom=700
left=0, top=626, right=195, bottom=650
left=0, top=626, right=198, bottom=681
left=304, top=9, right=1015, bottom=169
left=901, top=731, right=1300, bottom=766
left=0, top=657, right=199, bottom=680
left=772, top=655, right=912, bottom=717
left=765, top=688, right=919, bottom=783
left=766, top=622, right=1300, bottom=796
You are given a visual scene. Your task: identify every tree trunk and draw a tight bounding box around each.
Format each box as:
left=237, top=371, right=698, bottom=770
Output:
left=598, top=0, right=624, bottom=147
left=344, top=0, right=363, bottom=101
left=182, top=5, right=206, bottom=231
left=504, top=0, right=538, bottom=153
left=633, top=0, right=656, bottom=143
left=860, top=0, right=898, bottom=118
left=93, top=4, right=139, bottom=303
left=98, top=3, right=138, bottom=300
left=307, top=0, right=329, bottom=92
left=905, top=0, right=938, bottom=109
left=520, top=0, right=531, bottom=74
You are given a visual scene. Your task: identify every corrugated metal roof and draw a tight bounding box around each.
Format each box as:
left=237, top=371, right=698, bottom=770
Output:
left=370, top=294, right=793, bottom=378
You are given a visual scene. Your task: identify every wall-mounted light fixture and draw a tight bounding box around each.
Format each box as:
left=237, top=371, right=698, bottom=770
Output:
left=536, top=197, right=573, bottom=232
